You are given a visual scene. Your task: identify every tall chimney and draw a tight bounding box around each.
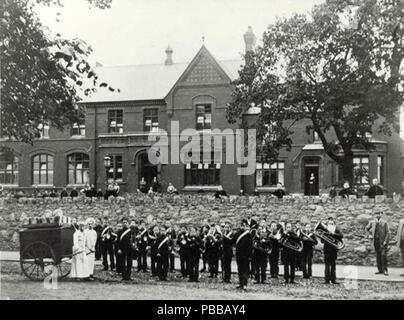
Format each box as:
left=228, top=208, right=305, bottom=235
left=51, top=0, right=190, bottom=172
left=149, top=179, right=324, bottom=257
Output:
left=165, top=45, right=173, bottom=65
left=243, top=26, right=256, bottom=53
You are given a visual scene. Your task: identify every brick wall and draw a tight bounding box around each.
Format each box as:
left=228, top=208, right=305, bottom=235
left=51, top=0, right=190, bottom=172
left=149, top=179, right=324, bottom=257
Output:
left=1, top=194, right=403, bottom=267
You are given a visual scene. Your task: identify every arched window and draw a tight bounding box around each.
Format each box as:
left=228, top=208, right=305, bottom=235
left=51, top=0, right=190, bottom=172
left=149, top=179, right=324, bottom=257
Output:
left=0, top=154, right=18, bottom=185
left=67, top=153, right=90, bottom=185
left=32, top=154, right=54, bottom=185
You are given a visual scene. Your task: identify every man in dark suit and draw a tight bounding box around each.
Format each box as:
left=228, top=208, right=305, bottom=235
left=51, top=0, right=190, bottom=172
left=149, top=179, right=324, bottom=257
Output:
left=233, top=219, right=253, bottom=291
left=366, top=178, right=384, bottom=198
left=116, top=217, right=133, bottom=281
left=366, top=210, right=390, bottom=275
left=323, top=217, right=344, bottom=284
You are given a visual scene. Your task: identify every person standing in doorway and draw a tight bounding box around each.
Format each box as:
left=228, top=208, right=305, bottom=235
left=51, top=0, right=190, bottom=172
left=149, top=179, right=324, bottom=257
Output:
left=308, top=173, right=316, bottom=196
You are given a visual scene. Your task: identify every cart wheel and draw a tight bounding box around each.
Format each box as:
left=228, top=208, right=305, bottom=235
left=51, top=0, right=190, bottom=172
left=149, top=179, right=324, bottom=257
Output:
left=56, top=257, right=71, bottom=279
left=20, top=241, right=56, bottom=281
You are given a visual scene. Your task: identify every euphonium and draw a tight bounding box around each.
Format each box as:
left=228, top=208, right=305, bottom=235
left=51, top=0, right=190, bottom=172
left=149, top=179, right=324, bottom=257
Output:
left=314, top=221, right=345, bottom=250
left=280, top=231, right=303, bottom=252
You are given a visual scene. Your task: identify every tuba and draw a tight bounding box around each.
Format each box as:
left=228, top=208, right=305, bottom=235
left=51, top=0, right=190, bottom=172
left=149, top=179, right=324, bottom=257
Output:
left=280, top=231, right=303, bottom=252
left=314, top=221, right=344, bottom=250
left=301, top=231, right=317, bottom=244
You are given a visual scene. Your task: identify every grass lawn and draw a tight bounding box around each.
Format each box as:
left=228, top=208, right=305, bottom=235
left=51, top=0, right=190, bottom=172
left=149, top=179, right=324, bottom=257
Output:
left=1, top=262, right=403, bottom=300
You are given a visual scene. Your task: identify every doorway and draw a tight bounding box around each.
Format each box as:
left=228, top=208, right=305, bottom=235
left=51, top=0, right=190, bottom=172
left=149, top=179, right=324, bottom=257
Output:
left=137, top=152, right=157, bottom=190
left=303, top=156, right=320, bottom=195
left=304, top=166, right=319, bottom=195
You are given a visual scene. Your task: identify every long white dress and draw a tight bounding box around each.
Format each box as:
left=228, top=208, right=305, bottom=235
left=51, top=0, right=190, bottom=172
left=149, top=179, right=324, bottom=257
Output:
left=85, top=228, right=97, bottom=276
left=70, top=230, right=90, bottom=278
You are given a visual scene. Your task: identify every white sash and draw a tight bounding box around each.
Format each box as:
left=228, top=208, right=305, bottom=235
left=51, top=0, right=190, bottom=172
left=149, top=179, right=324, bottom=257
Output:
left=120, top=228, right=131, bottom=241
left=158, top=237, right=169, bottom=250
left=101, top=226, right=110, bottom=237
left=140, top=229, right=147, bottom=237
left=236, top=230, right=249, bottom=245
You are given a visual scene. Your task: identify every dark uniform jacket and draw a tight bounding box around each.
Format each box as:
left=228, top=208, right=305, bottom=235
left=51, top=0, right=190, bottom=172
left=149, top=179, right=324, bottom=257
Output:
left=222, top=231, right=234, bottom=257
left=187, top=235, right=203, bottom=259
left=157, top=235, right=171, bottom=257
left=117, top=227, right=133, bottom=252
left=136, top=228, right=149, bottom=250
left=233, top=229, right=253, bottom=258
left=177, top=232, right=189, bottom=256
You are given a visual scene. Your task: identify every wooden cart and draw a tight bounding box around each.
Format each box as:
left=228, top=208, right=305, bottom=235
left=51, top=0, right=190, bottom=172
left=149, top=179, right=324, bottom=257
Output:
left=19, top=224, right=74, bottom=281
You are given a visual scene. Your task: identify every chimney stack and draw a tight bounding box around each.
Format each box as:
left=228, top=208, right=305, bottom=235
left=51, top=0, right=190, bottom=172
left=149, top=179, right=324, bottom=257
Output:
left=243, top=26, right=256, bottom=53
left=165, top=45, right=173, bottom=65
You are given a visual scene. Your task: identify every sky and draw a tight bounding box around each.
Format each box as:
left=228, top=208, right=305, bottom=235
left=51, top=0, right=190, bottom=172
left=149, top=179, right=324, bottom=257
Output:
left=35, top=0, right=325, bottom=66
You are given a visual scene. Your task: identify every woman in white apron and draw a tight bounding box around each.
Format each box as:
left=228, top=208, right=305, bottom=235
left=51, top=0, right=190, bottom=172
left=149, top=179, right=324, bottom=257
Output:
left=85, top=218, right=97, bottom=279
left=70, top=220, right=90, bottom=280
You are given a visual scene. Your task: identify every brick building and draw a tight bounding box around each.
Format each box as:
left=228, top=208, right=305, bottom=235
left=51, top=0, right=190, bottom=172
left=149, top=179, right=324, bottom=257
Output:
left=1, top=27, right=403, bottom=195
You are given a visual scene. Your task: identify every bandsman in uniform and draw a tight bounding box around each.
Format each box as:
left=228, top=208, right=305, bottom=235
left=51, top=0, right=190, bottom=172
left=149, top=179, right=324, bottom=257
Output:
left=301, top=223, right=317, bottom=279
left=222, top=221, right=234, bottom=283
left=165, top=220, right=176, bottom=272
left=177, top=226, right=189, bottom=277
left=206, top=224, right=221, bottom=278
left=156, top=225, right=171, bottom=281
left=116, top=217, right=134, bottom=281
left=294, top=221, right=303, bottom=271
left=94, top=218, right=103, bottom=261
left=268, top=221, right=280, bottom=278
left=281, top=222, right=300, bottom=284
left=130, top=220, right=139, bottom=262
left=114, top=222, right=123, bottom=275
left=323, top=217, right=343, bottom=284
left=136, top=220, right=149, bottom=272
left=233, top=219, right=253, bottom=291
left=100, top=217, right=115, bottom=271
left=252, top=225, right=271, bottom=284
left=148, top=225, right=159, bottom=277
left=199, top=225, right=210, bottom=272
left=187, top=226, right=203, bottom=282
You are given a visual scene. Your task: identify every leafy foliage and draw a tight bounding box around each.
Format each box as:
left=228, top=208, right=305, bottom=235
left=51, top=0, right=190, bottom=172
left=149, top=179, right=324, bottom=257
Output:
left=227, top=0, right=404, bottom=183
left=0, top=0, right=112, bottom=143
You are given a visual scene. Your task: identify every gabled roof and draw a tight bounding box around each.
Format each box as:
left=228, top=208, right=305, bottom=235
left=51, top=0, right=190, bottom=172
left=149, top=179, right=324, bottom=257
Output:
left=81, top=46, right=243, bottom=104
